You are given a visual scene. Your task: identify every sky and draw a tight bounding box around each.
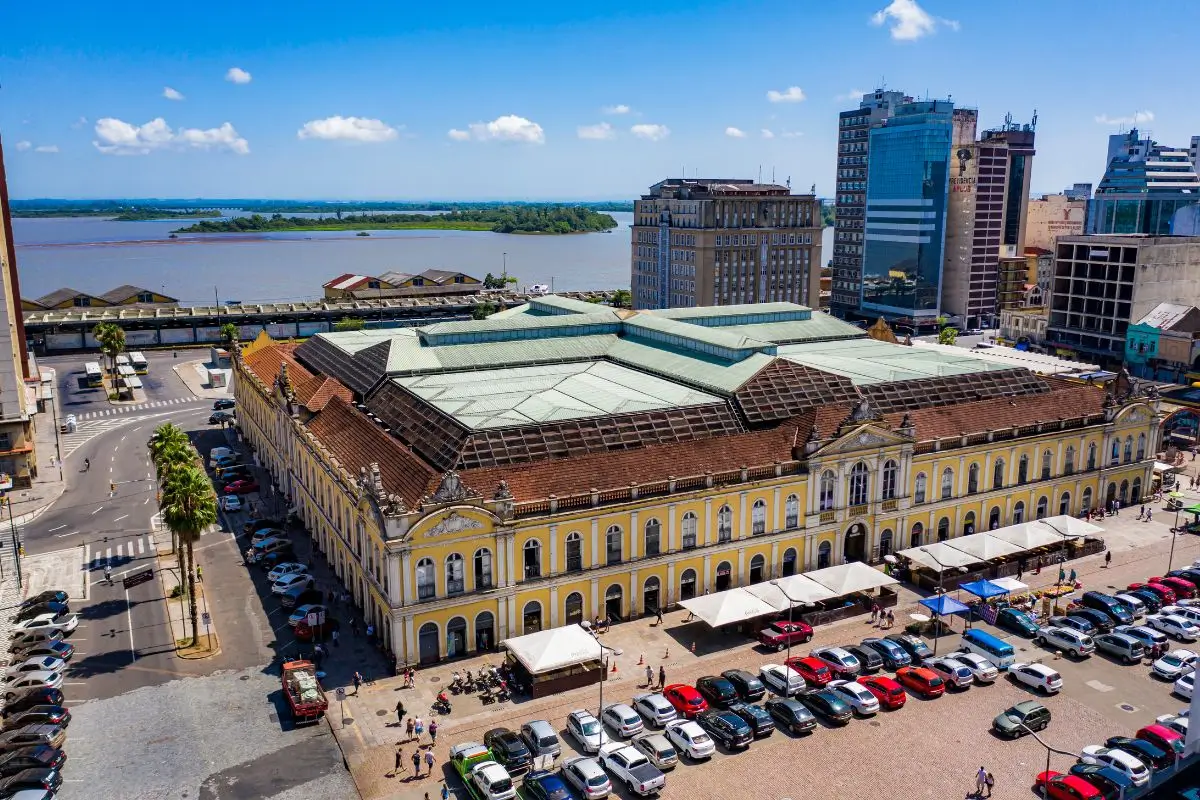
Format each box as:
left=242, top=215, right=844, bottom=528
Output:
left=3, top=0, right=1199, bottom=201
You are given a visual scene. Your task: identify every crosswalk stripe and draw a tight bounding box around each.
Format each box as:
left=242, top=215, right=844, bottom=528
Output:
left=105, top=547, right=112, bottom=562
left=137, top=537, right=145, bottom=555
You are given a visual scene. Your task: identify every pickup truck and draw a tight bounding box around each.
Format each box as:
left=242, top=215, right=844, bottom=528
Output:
left=598, top=742, right=665, bottom=796
left=450, top=743, right=517, bottom=800
left=756, top=621, right=813, bottom=652
left=280, top=660, right=327, bottom=724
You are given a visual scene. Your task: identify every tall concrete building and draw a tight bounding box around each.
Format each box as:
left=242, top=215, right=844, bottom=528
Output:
left=830, top=89, right=910, bottom=313
left=1087, top=128, right=1200, bottom=235
left=1025, top=193, right=1086, bottom=251
left=1063, top=183, right=1093, bottom=201
left=630, top=179, right=821, bottom=310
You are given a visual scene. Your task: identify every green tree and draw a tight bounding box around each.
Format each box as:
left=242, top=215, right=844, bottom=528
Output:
left=938, top=327, right=960, bottom=346
left=471, top=301, right=497, bottom=320
left=219, top=323, right=240, bottom=349
left=160, top=463, right=217, bottom=646
left=92, top=322, right=126, bottom=375
left=148, top=423, right=195, bottom=553
left=333, top=317, right=366, bottom=332
left=610, top=289, right=632, bottom=309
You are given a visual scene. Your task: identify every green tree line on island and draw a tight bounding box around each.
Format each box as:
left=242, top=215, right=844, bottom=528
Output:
left=174, top=206, right=620, bottom=235
left=11, top=198, right=633, bottom=216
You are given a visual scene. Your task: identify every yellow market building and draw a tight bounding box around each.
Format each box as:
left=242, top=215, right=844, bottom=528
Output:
left=234, top=297, right=1160, bottom=666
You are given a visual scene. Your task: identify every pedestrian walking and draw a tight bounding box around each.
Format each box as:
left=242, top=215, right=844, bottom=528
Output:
left=975, top=766, right=988, bottom=796
left=425, top=749, right=435, bottom=773
left=415, top=716, right=425, bottom=742
left=869, top=604, right=878, bottom=624
left=1069, top=568, right=1077, bottom=585
left=1016, top=561, right=1023, bottom=582
left=441, top=784, right=450, bottom=800
left=406, top=667, right=416, bottom=688
left=429, top=719, right=438, bottom=745
left=394, top=745, right=404, bottom=776
left=886, top=609, right=895, bottom=629
left=656, top=607, right=663, bottom=625
left=412, top=750, right=421, bottom=777
left=353, top=671, right=363, bottom=695
left=104, top=565, right=113, bottom=585
left=332, top=628, right=340, bottom=647
left=396, top=699, right=406, bottom=725
left=196, top=566, right=203, bottom=582
left=658, top=665, right=666, bottom=688
left=1105, top=550, right=1112, bottom=568
left=984, top=772, right=994, bottom=798
left=1140, top=504, right=1146, bottom=519
left=645, top=664, right=653, bottom=687
left=406, top=717, right=415, bottom=740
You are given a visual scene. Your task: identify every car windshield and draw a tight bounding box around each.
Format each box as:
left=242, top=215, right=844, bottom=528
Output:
left=622, top=713, right=638, bottom=724
left=491, top=779, right=513, bottom=793
left=691, top=733, right=710, bottom=744
left=540, top=736, right=557, bottom=747
left=1046, top=672, right=1061, bottom=682
left=1162, top=654, right=1184, bottom=667
left=927, top=676, right=943, bottom=687
left=580, top=720, right=599, bottom=735
left=587, top=776, right=609, bottom=788
left=688, top=697, right=703, bottom=706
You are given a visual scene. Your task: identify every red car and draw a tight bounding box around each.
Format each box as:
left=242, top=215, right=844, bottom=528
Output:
left=295, top=616, right=339, bottom=642
left=1149, top=576, right=1197, bottom=599
left=1128, top=582, right=1177, bottom=605
left=757, top=621, right=813, bottom=652
left=857, top=675, right=906, bottom=710
left=893, top=666, right=944, bottom=699
left=784, top=656, right=832, bottom=687
left=662, top=684, right=708, bottom=719
left=1137, top=723, right=1184, bottom=756
left=1035, top=771, right=1103, bottom=800
left=223, top=479, right=260, bottom=495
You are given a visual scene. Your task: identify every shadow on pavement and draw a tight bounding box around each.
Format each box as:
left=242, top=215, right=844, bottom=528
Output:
left=63, top=650, right=133, bottom=679
left=77, top=598, right=143, bottom=622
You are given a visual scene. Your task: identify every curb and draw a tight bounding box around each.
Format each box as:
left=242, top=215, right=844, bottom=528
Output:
left=154, top=550, right=222, bottom=660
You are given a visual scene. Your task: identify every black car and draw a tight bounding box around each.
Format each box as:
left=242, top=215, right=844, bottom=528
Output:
left=244, top=518, right=285, bottom=534
left=885, top=633, right=932, bottom=662
left=1067, top=608, right=1114, bottom=634
left=859, top=637, right=911, bottom=670
left=208, top=411, right=235, bottom=425
left=0, top=766, right=62, bottom=794
left=1104, top=736, right=1172, bottom=771
left=213, top=398, right=236, bottom=410
left=694, top=676, right=738, bottom=708
left=280, top=587, right=324, bottom=610
left=18, top=592, right=67, bottom=612
left=523, top=770, right=574, bottom=800
left=258, top=549, right=297, bottom=570
left=483, top=728, right=532, bottom=773
left=725, top=701, right=774, bottom=737
left=717, top=669, right=763, bottom=702
left=1068, top=763, right=1133, bottom=800
left=694, top=710, right=752, bottom=750
left=844, top=644, right=883, bottom=673
left=1, top=708, right=70, bottom=732
left=0, top=746, right=65, bottom=778
left=12, top=603, right=69, bottom=624
left=764, top=698, right=816, bottom=735
left=1125, top=589, right=1163, bottom=613
left=1, top=690, right=64, bottom=717
left=9, top=641, right=74, bottom=663
left=798, top=690, right=852, bottom=725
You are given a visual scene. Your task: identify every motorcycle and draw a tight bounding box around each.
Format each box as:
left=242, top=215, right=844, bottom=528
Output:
left=495, top=680, right=510, bottom=703
left=432, top=693, right=452, bottom=715
left=478, top=684, right=495, bottom=704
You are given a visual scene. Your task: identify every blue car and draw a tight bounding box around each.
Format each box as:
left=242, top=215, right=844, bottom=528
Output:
left=523, top=770, right=576, bottom=800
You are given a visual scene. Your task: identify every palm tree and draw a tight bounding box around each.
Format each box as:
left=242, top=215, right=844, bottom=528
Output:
left=92, top=322, right=126, bottom=375
left=147, top=423, right=201, bottom=556
left=161, top=465, right=217, bottom=646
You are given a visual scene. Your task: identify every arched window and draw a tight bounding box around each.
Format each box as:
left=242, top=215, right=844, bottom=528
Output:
left=819, top=471, right=836, bottom=511
left=564, top=592, right=584, bottom=625
left=565, top=532, right=583, bottom=572
left=522, top=601, right=542, bottom=635
left=1111, top=439, right=1120, bottom=465
left=937, top=517, right=950, bottom=541
left=644, top=518, right=661, bottom=557
left=1120, top=479, right=1129, bottom=504
left=993, top=458, right=1005, bottom=490
left=717, top=505, right=733, bottom=542
left=441, top=553, right=462, bottom=596
left=1082, top=486, right=1093, bottom=512
left=1059, top=492, right=1071, bottom=516
left=749, top=554, right=766, bottom=583
left=817, top=541, right=832, bottom=569
left=989, top=506, right=1001, bottom=530
left=1064, top=446, right=1075, bottom=475
left=1123, top=436, right=1133, bottom=463
left=681, top=512, right=698, bottom=549
left=784, top=495, right=800, bottom=529
left=849, top=463, right=869, bottom=506
left=1136, top=433, right=1146, bottom=461
left=914, top=473, right=927, bottom=504
left=416, top=557, right=436, bottom=600
left=910, top=522, right=924, bottom=547
left=1018, top=455, right=1029, bottom=484
left=882, top=460, right=899, bottom=500
left=1013, top=501, right=1025, bottom=524
left=781, top=548, right=798, bottom=576
left=680, top=568, right=698, bottom=601
left=473, top=548, right=493, bottom=590
left=967, top=463, right=979, bottom=494
left=1036, top=496, right=1049, bottom=519
left=1087, top=443, right=1097, bottom=470
left=879, top=529, right=893, bottom=557
left=523, top=540, right=542, bottom=580
left=963, top=511, right=975, bottom=535
left=940, top=467, right=954, bottom=500
left=1041, top=449, right=1053, bottom=480
left=606, top=525, right=623, bottom=565
left=1132, top=477, right=1142, bottom=503
left=752, top=499, right=767, bottom=535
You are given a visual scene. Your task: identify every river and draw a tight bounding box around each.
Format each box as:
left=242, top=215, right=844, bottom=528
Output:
left=13, top=213, right=834, bottom=306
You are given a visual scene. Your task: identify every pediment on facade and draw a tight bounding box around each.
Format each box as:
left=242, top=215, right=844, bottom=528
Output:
left=815, top=423, right=910, bottom=456
left=1114, top=402, right=1155, bottom=428
left=408, top=505, right=498, bottom=543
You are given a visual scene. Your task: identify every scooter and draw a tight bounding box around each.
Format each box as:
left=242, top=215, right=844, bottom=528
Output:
left=478, top=684, right=495, bottom=704
left=495, top=680, right=510, bottom=703
left=432, top=694, right=451, bottom=715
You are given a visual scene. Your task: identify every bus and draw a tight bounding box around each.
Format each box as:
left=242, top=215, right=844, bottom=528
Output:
left=115, top=354, right=131, bottom=370
left=129, top=352, right=148, bottom=375
left=959, top=628, right=1016, bottom=669
left=84, top=361, right=103, bottom=387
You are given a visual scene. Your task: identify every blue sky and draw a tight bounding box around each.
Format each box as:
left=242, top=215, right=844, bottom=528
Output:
left=3, top=0, right=1198, bottom=200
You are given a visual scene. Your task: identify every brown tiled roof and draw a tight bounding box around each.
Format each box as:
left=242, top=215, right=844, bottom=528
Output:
left=35, top=287, right=105, bottom=307
left=243, top=342, right=313, bottom=388
left=306, top=396, right=436, bottom=506
left=885, top=384, right=1106, bottom=440
left=294, top=374, right=353, bottom=412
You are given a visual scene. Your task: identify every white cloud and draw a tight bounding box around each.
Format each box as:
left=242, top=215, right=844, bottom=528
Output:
left=34, top=145, right=59, bottom=153
left=93, top=117, right=249, bottom=155
left=449, top=115, right=545, bottom=144
left=781, top=130, right=805, bottom=138
left=577, top=122, right=615, bottom=140
left=870, top=0, right=956, bottom=40
left=835, top=88, right=868, bottom=102
left=761, top=129, right=775, bottom=139
left=72, top=116, right=88, bottom=129
left=630, top=124, right=669, bottom=141
left=1095, top=110, right=1155, bottom=126
left=725, top=127, right=746, bottom=138
left=766, top=86, right=806, bottom=104
left=298, top=116, right=399, bottom=143
left=163, top=86, right=185, bottom=101
left=225, top=67, right=252, bottom=84
left=14, top=141, right=31, bottom=152
left=603, top=104, right=632, bottom=115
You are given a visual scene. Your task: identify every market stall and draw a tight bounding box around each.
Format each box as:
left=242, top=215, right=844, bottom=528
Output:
left=501, top=624, right=605, bottom=699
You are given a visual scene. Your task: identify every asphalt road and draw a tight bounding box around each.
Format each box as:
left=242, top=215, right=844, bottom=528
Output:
left=44, top=350, right=196, bottom=422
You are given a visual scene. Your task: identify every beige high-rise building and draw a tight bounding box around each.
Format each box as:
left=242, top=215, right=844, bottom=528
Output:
left=1025, top=193, right=1086, bottom=251
left=0, top=139, right=37, bottom=489
left=630, top=179, right=822, bottom=310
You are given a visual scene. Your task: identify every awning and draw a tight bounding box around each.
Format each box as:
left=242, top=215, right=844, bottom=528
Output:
left=1185, top=504, right=1200, bottom=514
left=501, top=624, right=603, bottom=675
left=1154, top=461, right=1181, bottom=473
left=745, top=575, right=837, bottom=611
left=958, top=579, right=1009, bottom=600
left=896, top=542, right=982, bottom=572
left=1032, top=515, right=1102, bottom=540
left=806, top=561, right=900, bottom=595
left=919, top=595, right=970, bottom=617
left=987, top=522, right=1067, bottom=550
left=679, top=590, right=777, bottom=627
left=990, top=576, right=1028, bottom=593
left=942, top=533, right=1024, bottom=561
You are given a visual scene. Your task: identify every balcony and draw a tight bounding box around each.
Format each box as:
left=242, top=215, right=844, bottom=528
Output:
left=849, top=504, right=869, bottom=517
left=819, top=511, right=836, bottom=524
left=881, top=499, right=898, bottom=513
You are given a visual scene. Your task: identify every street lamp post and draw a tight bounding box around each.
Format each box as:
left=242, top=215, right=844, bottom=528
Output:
left=594, top=639, right=620, bottom=744
left=769, top=578, right=813, bottom=666
left=918, top=547, right=967, bottom=656
left=1018, top=723, right=1080, bottom=797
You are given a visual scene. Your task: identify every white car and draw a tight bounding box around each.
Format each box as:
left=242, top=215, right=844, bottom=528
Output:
left=14, top=613, right=78, bottom=635
left=467, top=762, right=517, bottom=800
left=1156, top=712, right=1189, bottom=737
left=1115, top=593, right=1147, bottom=619
left=1080, top=745, right=1150, bottom=787
left=561, top=756, right=611, bottom=800
left=1147, top=613, right=1200, bottom=641
left=1034, top=626, right=1095, bottom=658
left=4, top=671, right=63, bottom=697
left=5, top=656, right=66, bottom=677
left=809, top=646, right=861, bottom=677
left=663, top=719, right=714, bottom=760
left=267, top=562, right=310, bottom=582
left=220, top=495, right=242, bottom=512
left=759, top=664, right=805, bottom=696
left=1008, top=662, right=1063, bottom=694
left=632, top=693, right=677, bottom=727
left=1151, top=649, right=1198, bottom=680
left=271, top=573, right=314, bottom=595
left=1174, top=672, right=1194, bottom=699
left=601, top=703, right=645, bottom=738
left=944, top=651, right=998, bottom=684
left=566, top=710, right=611, bottom=754
left=922, top=657, right=974, bottom=690
left=1161, top=605, right=1200, bottom=626
left=826, top=679, right=880, bottom=716
left=596, top=742, right=665, bottom=797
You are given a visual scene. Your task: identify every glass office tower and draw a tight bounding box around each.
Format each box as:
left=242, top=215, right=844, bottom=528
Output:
left=861, top=100, right=954, bottom=322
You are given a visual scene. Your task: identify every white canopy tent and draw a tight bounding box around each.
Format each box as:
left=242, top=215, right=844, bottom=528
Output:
left=806, top=560, right=900, bottom=595
left=679, top=590, right=777, bottom=627
left=896, top=541, right=983, bottom=572
left=940, top=533, right=1025, bottom=562
left=745, top=574, right=838, bottom=611
left=1033, top=515, right=1103, bottom=540
left=501, top=624, right=603, bottom=675
left=987, top=522, right=1069, bottom=551
left=990, top=576, right=1028, bottom=593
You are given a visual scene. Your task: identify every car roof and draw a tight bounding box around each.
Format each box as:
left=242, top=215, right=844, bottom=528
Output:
left=566, top=756, right=605, bottom=775
left=666, top=719, right=704, bottom=733
left=450, top=742, right=488, bottom=757
left=634, top=693, right=669, bottom=705
left=525, top=719, right=555, bottom=733
left=1014, top=700, right=1046, bottom=712
left=569, top=708, right=598, bottom=720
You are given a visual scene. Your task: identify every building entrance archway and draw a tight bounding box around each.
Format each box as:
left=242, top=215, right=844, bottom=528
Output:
left=605, top=584, right=624, bottom=622
left=843, top=523, right=867, bottom=563
left=418, top=622, right=440, bottom=664
left=643, top=577, right=661, bottom=617
left=715, top=561, right=733, bottom=592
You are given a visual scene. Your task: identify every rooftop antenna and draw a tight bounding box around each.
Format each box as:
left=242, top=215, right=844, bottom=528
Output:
left=1031, top=109, right=1038, bottom=131
left=771, top=167, right=775, bottom=183
left=757, top=164, right=762, bottom=183
left=786, top=176, right=791, bottom=189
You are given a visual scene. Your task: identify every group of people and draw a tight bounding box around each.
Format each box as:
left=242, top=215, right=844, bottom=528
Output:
left=869, top=603, right=895, bottom=628
left=643, top=664, right=668, bottom=690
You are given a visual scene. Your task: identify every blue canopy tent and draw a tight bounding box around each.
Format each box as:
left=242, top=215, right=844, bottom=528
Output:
left=917, top=594, right=971, bottom=655
left=958, top=580, right=1009, bottom=600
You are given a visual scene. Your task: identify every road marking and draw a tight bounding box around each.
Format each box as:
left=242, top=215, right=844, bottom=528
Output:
left=91, top=506, right=104, bottom=515
left=105, top=547, right=112, bottom=561
left=113, top=515, right=128, bottom=523
left=125, top=590, right=136, bottom=662
left=137, top=538, right=145, bottom=555
left=48, top=524, right=66, bottom=532
left=120, top=435, right=126, bottom=442
left=143, top=498, right=149, bottom=505
left=63, top=681, right=88, bottom=686
left=54, top=531, right=77, bottom=538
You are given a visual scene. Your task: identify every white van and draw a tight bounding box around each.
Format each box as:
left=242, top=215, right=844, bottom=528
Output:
left=208, top=446, right=233, bottom=468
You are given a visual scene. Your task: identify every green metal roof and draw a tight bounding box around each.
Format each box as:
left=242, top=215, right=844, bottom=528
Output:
left=777, top=338, right=1012, bottom=385
left=652, top=302, right=811, bottom=322
left=385, top=333, right=617, bottom=374
left=528, top=295, right=621, bottom=318
left=416, top=312, right=621, bottom=345
left=719, top=315, right=867, bottom=344
left=393, top=360, right=721, bottom=429
left=623, top=314, right=777, bottom=360
left=309, top=328, right=406, bottom=355
left=606, top=338, right=773, bottom=394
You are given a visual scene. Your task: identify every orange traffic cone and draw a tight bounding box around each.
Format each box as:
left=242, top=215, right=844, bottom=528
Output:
left=637, top=653, right=644, bottom=666
left=611, top=661, right=618, bottom=674
left=691, top=641, right=697, bottom=654
left=663, top=646, right=670, bottom=659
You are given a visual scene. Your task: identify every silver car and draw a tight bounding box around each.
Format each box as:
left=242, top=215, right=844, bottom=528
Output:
left=944, top=651, right=998, bottom=684
left=632, top=693, right=677, bottom=727
left=562, top=756, right=612, bottom=800
left=632, top=733, right=678, bottom=770
left=601, top=703, right=644, bottom=738
left=519, top=719, right=561, bottom=760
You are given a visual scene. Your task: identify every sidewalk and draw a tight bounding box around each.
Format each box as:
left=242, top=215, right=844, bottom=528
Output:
left=6, top=400, right=69, bottom=528
left=173, top=358, right=233, bottom=401
left=152, top=524, right=221, bottom=658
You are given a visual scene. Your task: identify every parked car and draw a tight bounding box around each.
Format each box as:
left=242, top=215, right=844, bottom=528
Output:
left=859, top=637, right=912, bottom=670
left=251, top=528, right=285, bottom=545
left=566, top=710, right=611, bottom=754
left=213, top=398, right=235, bottom=410
left=1151, top=648, right=1197, bottom=680
left=1034, top=771, right=1105, bottom=800
left=843, top=644, right=883, bottom=674
left=1174, top=672, right=1194, bottom=699
left=279, top=587, right=323, bottom=611
left=1160, top=604, right=1200, bottom=626
left=758, top=664, right=805, bottom=697
left=809, top=646, right=861, bottom=678
left=1079, top=746, right=1150, bottom=787
left=0, top=708, right=70, bottom=733
left=756, top=621, right=813, bottom=651
left=661, top=685, right=707, bottom=719
left=1068, top=764, right=1134, bottom=800
left=921, top=657, right=973, bottom=690
left=995, top=607, right=1040, bottom=638
left=1125, top=589, right=1163, bottom=614
left=720, top=669, right=765, bottom=702
left=1149, top=576, right=1197, bottom=600
left=826, top=679, right=879, bottom=716
left=1112, top=625, right=1168, bottom=658
left=5, top=658, right=65, bottom=680
left=1049, top=615, right=1096, bottom=635
left=662, top=720, right=715, bottom=760
left=1128, top=582, right=1177, bottom=606
left=293, top=616, right=339, bottom=643
left=1068, top=608, right=1115, bottom=634
left=483, top=728, right=532, bottom=774
left=522, top=770, right=574, bottom=800
left=223, top=479, right=260, bottom=495
left=893, top=666, right=944, bottom=699
left=631, top=694, right=677, bottom=728
left=4, top=673, right=63, bottom=700
left=694, top=676, right=738, bottom=708
left=1034, top=626, right=1095, bottom=658
left=1113, top=594, right=1148, bottom=620
left=271, top=573, right=314, bottom=595
left=1080, top=591, right=1135, bottom=625
left=1008, top=662, right=1063, bottom=694
left=519, top=720, right=561, bottom=760
left=0, top=746, right=66, bottom=778
left=942, top=651, right=998, bottom=684
left=631, top=733, right=678, bottom=771
left=694, top=710, right=753, bottom=749
left=561, top=756, right=611, bottom=800
left=797, top=690, right=853, bottom=725
left=0, top=766, right=62, bottom=795
left=0, top=726, right=66, bottom=754
left=1155, top=712, right=1189, bottom=738
left=1093, top=633, right=1145, bottom=664
left=6, top=631, right=63, bottom=655
left=885, top=633, right=933, bottom=661
left=596, top=743, right=665, bottom=797
left=1136, top=724, right=1184, bottom=757
left=0, top=691, right=64, bottom=717
left=17, top=593, right=67, bottom=612
left=12, top=604, right=69, bottom=624
left=783, top=656, right=831, bottom=687
left=244, top=518, right=284, bottom=535
left=1146, top=613, right=1199, bottom=641
left=856, top=675, right=906, bottom=710
left=724, top=701, right=774, bottom=737
left=1103, top=736, right=1172, bottom=771
left=208, top=411, right=234, bottom=425
left=600, top=704, right=644, bottom=739
left=992, top=700, right=1051, bottom=738
left=268, top=562, right=310, bottom=582
left=219, top=495, right=242, bottom=512
left=13, top=615, right=77, bottom=636
left=763, top=698, right=816, bottom=735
